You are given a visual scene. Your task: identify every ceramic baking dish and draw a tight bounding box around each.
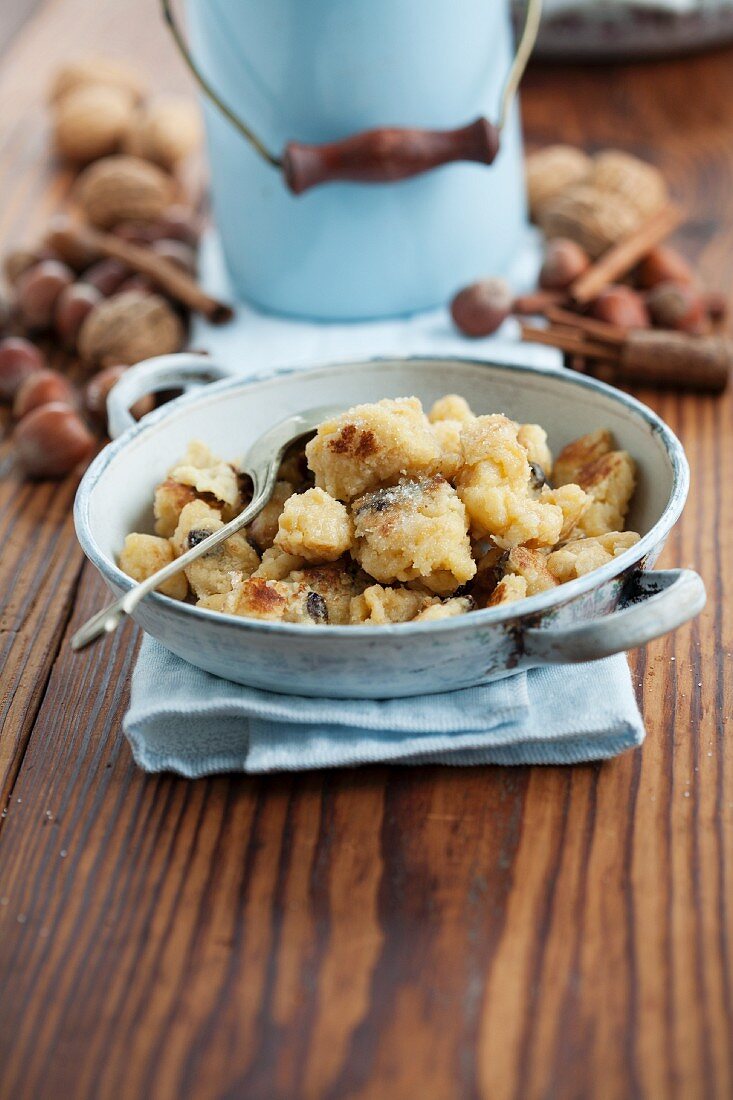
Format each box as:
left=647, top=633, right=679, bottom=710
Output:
left=74, top=354, right=705, bottom=698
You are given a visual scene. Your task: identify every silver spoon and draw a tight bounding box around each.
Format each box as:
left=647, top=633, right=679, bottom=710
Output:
left=71, top=404, right=342, bottom=651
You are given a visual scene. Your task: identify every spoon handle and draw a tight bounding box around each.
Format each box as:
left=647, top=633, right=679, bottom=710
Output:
left=71, top=478, right=272, bottom=652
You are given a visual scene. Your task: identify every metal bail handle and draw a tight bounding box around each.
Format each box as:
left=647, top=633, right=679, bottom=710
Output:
left=161, top=0, right=543, bottom=195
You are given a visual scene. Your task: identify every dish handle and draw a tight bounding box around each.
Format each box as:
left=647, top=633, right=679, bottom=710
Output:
left=106, top=353, right=234, bottom=440
left=522, top=568, right=705, bottom=665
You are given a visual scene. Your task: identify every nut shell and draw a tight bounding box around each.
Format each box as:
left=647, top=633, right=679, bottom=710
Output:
left=591, top=150, right=668, bottom=220
left=13, top=369, right=77, bottom=419
left=74, top=155, right=173, bottom=229
left=636, top=245, right=694, bottom=289
left=49, top=56, right=145, bottom=105
left=451, top=278, right=512, bottom=338
left=539, top=238, right=590, bottom=291
left=526, top=145, right=592, bottom=221
left=16, top=260, right=74, bottom=329
left=646, top=281, right=710, bottom=335
left=13, top=402, right=95, bottom=479
left=125, top=96, right=201, bottom=171
left=537, top=185, right=642, bottom=259
left=590, top=285, right=651, bottom=329
left=77, top=290, right=184, bottom=365
left=0, top=337, right=45, bottom=401
left=53, top=83, right=134, bottom=163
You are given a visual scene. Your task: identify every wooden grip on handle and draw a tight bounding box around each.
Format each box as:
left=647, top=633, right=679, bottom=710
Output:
left=621, top=331, right=732, bottom=394
left=282, top=117, right=500, bottom=195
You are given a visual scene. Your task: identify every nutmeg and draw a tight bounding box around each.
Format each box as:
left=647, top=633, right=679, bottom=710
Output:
left=537, top=185, right=642, bottom=259
left=646, top=281, right=710, bottom=335
left=539, top=238, right=590, bottom=291
left=591, top=150, right=668, bottom=220
left=53, top=83, right=134, bottom=164
left=13, top=369, right=77, bottom=419
left=590, top=286, right=651, bottom=329
left=54, top=282, right=102, bottom=348
left=636, top=245, right=694, bottom=289
left=451, top=278, right=512, bottom=337
left=124, top=96, right=201, bottom=171
left=16, top=259, right=75, bottom=329
left=0, top=337, right=45, bottom=401
left=84, top=364, right=155, bottom=428
left=77, top=291, right=184, bottom=365
left=74, top=155, right=173, bottom=229
left=525, top=145, right=592, bottom=222
left=49, top=56, right=146, bottom=105
left=13, top=402, right=95, bottom=479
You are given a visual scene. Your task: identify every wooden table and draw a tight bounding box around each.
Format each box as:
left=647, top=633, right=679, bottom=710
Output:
left=0, top=4, right=731, bottom=1097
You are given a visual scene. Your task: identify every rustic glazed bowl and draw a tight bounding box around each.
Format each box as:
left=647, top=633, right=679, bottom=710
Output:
left=74, top=354, right=704, bottom=698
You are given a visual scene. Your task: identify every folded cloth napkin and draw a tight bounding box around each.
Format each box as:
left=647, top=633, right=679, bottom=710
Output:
left=124, top=637, right=645, bottom=775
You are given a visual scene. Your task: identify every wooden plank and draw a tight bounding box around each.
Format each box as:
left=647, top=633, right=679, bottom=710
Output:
left=0, top=5, right=731, bottom=1099
left=0, top=0, right=194, bottom=798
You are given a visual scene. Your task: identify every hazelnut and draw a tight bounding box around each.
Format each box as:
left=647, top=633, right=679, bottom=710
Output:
left=157, top=205, right=199, bottom=245
left=0, top=337, right=45, bottom=401
left=636, top=245, right=694, bottom=289
left=43, top=214, right=101, bottom=271
left=78, top=291, right=184, bottom=365
left=151, top=238, right=197, bottom=274
left=81, top=258, right=130, bottom=296
left=590, top=286, right=651, bottom=329
left=117, top=274, right=156, bottom=296
left=13, top=402, right=95, bottom=479
left=13, top=369, right=77, bottom=419
left=53, top=83, right=134, bottom=163
left=85, top=364, right=155, bottom=428
left=54, top=282, right=103, bottom=348
left=703, top=290, right=728, bottom=326
left=16, top=259, right=75, bottom=329
left=646, top=281, right=710, bottom=335
left=49, top=57, right=146, bottom=105
left=539, top=239, right=590, bottom=291
left=4, top=247, right=42, bottom=287
left=74, top=154, right=173, bottom=229
left=451, top=278, right=512, bottom=337
left=124, top=96, right=201, bottom=171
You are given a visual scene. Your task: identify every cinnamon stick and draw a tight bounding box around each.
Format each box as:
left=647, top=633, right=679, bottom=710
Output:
left=47, top=218, right=234, bottom=325
left=519, top=323, right=618, bottom=360
left=544, top=306, right=626, bottom=345
left=570, top=204, right=684, bottom=306
left=511, top=289, right=566, bottom=315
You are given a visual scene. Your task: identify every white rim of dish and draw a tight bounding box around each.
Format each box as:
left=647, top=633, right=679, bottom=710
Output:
left=74, top=355, right=690, bottom=637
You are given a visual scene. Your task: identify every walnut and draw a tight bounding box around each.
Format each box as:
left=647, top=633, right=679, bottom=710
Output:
left=74, top=154, right=173, bottom=228
left=591, top=150, right=668, bottom=219
left=537, top=185, right=642, bottom=258
left=125, top=96, right=201, bottom=171
left=525, top=145, right=593, bottom=220
left=49, top=56, right=146, bottom=105
left=77, top=291, right=184, bottom=366
left=53, top=84, right=134, bottom=163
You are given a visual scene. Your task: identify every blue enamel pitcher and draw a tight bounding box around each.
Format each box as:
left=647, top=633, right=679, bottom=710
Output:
left=167, top=0, right=541, bottom=320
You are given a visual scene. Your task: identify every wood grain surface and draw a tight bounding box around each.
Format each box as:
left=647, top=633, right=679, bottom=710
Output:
left=0, top=3, right=731, bottom=1098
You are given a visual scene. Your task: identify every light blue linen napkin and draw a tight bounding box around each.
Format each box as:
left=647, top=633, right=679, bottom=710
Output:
left=124, top=636, right=645, bottom=775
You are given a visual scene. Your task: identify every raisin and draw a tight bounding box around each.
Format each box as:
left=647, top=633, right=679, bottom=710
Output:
left=187, top=528, right=212, bottom=549
left=306, top=590, right=328, bottom=623
left=529, top=462, right=546, bottom=491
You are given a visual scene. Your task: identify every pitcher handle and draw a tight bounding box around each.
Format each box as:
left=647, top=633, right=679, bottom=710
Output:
left=161, top=0, right=543, bottom=194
